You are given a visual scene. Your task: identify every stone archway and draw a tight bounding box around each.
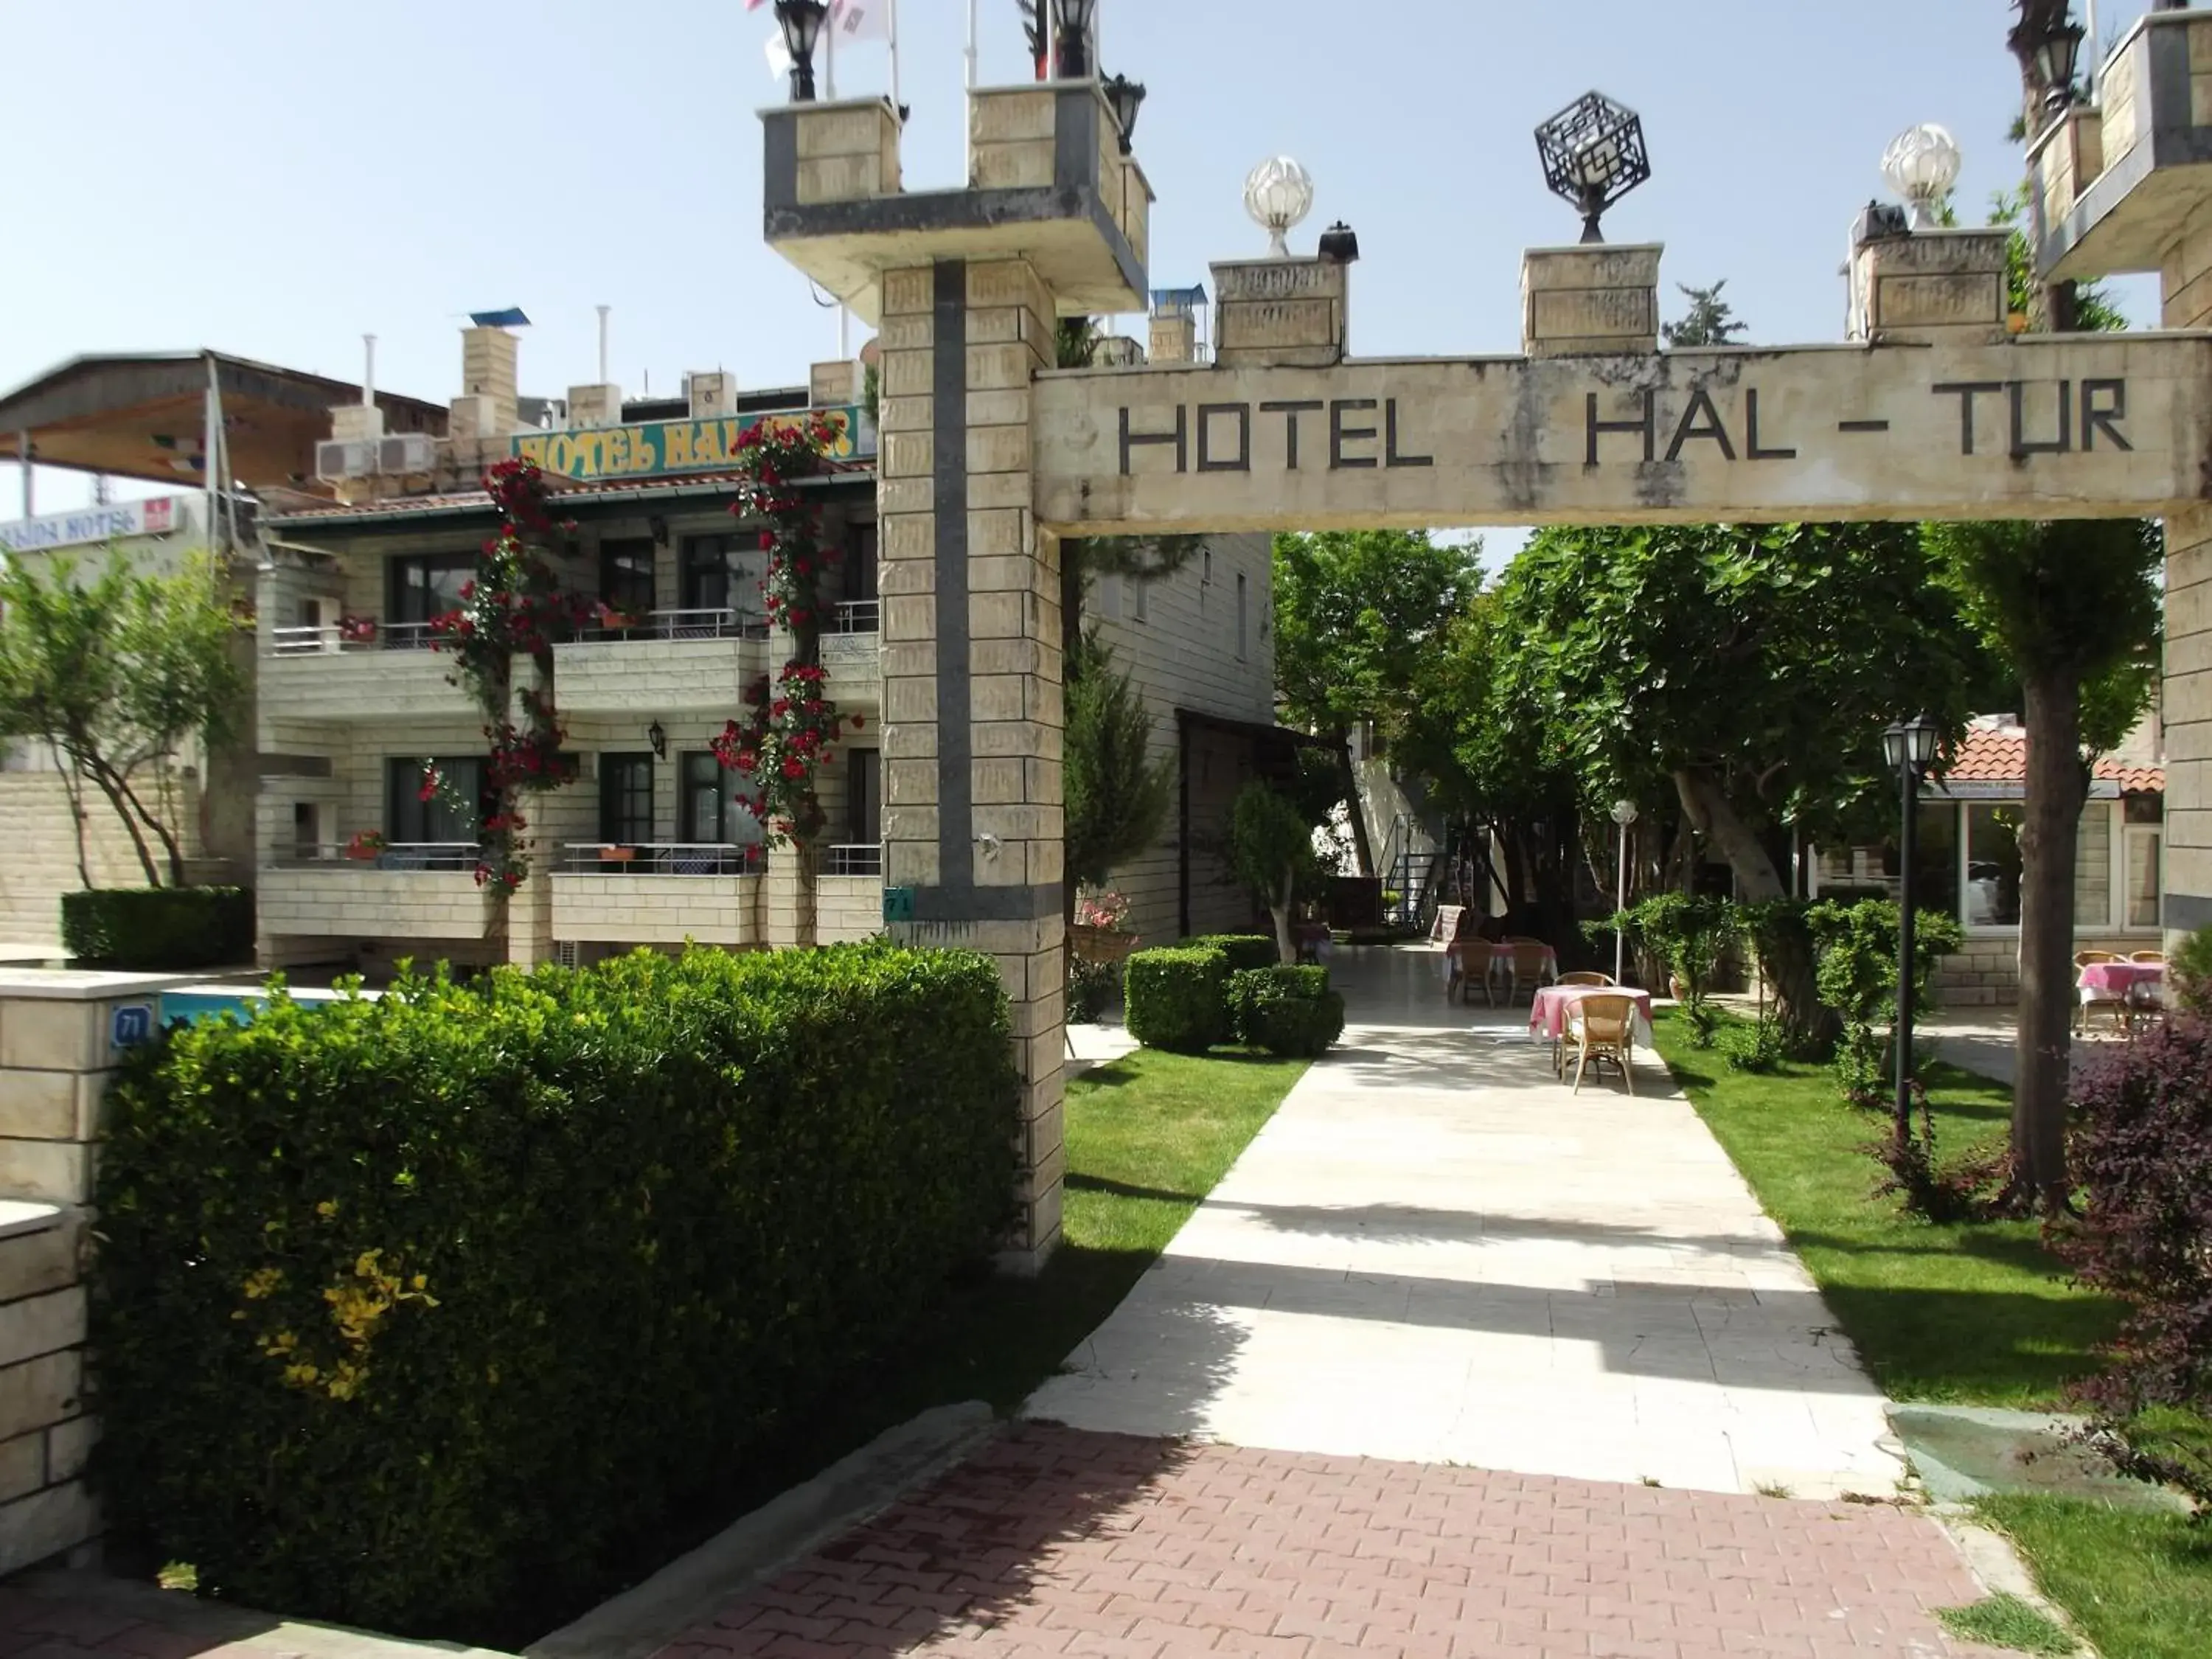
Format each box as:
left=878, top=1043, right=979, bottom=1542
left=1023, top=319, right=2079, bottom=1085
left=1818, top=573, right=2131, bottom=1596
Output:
left=760, top=14, right=2212, bottom=1267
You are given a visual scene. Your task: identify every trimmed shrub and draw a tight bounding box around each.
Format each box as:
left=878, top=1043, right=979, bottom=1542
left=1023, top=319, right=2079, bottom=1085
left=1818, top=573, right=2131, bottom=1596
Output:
left=1227, top=965, right=1345, bottom=1059
left=1124, top=945, right=1229, bottom=1051
left=1191, top=933, right=1279, bottom=973
left=1806, top=898, right=1964, bottom=1106
left=2171, top=925, right=2212, bottom=1016
left=60, top=886, right=254, bottom=970
left=93, top=942, right=1020, bottom=1641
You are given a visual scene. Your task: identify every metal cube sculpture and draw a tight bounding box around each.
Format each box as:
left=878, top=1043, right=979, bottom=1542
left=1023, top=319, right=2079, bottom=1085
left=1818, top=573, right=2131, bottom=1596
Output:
left=1535, top=91, right=1652, bottom=244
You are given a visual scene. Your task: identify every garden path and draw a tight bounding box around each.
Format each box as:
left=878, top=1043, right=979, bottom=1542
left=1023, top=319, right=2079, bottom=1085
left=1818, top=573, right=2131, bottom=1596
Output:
left=1029, top=945, right=1909, bottom=1500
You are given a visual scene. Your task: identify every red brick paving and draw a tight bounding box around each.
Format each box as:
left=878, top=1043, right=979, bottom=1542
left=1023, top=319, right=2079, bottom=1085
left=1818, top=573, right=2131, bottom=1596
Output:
left=657, top=1424, right=2008, bottom=1659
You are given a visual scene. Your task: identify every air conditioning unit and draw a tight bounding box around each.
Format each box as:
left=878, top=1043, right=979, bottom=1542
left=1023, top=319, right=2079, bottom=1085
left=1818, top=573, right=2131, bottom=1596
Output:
left=378, top=433, right=437, bottom=476
left=314, top=439, right=377, bottom=481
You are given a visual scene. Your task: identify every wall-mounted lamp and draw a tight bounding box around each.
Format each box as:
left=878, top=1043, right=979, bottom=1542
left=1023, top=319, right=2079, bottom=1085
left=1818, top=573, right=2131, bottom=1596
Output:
left=1102, top=74, right=1146, bottom=153
left=647, top=720, right=667, bottom=759
left=1318, top=220, right=1361, bottom=262
left=648, top=514, right=669, bottom=547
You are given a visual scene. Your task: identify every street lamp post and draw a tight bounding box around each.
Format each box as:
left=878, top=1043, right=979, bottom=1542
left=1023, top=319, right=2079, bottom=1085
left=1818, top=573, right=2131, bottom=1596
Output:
left=1882, top=717, right=1943, bottom=1133
left=1610, top=800, right=1638, bottom=984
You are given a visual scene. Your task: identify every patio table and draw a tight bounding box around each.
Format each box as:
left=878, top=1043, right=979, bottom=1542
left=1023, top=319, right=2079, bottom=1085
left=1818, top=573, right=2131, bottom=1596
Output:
left=1528, top=984, right=1655, bottom=1073
left=2079, top=961, right=2164, bottom=999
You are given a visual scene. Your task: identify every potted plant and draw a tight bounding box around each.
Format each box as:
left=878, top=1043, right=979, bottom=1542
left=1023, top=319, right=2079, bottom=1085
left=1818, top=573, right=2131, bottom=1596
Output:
left=344, top=830, right=386, bottom=860
left=1070, top=888, right=1140, bottom=965
left=338, top=614, right=378, bottom=644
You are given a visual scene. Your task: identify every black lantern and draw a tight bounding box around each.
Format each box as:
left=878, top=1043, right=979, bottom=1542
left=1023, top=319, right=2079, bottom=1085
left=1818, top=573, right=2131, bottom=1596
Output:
left=1102, top=73, right=1145, bottom=153
left=647, top=720, right=667, bottom=760
left=1318, top=221, right=1361, bottom=263
left=774, top=0, right=830, bottom=102
left=1054, top=0, right=1098, bottom=79
left=1534, top=91, right=1652, bottom=244
left=2036, top=18, right=2085, bottom=112
left=1882, top=714, right=1943, bottom=1138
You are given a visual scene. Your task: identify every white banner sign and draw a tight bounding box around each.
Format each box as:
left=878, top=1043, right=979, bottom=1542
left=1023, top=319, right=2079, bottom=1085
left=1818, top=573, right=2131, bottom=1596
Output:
left=0, top=496, right=181, bottom=555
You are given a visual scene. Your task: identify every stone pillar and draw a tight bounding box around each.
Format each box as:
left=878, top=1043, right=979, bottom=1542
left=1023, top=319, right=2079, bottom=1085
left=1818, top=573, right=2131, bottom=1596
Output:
left=761, top=844, right=817, bottom=950
left=1213, top=257, right=1349, bottom=367
left=2162, top=226, right=2212, bottom=939
left=1848, top=227, right=2010, bottom=347
left=1522, top=245, right=1661, bottom=357
left=877, top=259, right=1067, bottom=1269
left=462, top=326, right=520, bottom=437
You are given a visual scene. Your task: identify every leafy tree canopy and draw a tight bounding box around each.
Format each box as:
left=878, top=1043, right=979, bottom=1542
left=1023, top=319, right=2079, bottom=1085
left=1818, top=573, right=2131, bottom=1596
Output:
left=1661, top=280, right=1747, bottom=348
left=1272, top=529, right=1481, bottom=740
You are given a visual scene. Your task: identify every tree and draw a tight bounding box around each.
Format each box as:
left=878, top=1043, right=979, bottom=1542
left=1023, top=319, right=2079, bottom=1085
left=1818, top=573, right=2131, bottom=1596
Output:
left=1487, top=522, right=1988, bottom=1051
left=0, top=551, right=247, bottom=888
left=1229, top=782, right=1320, bottom=964
left=1063, top=629, right=1175, bottom=891
left=1272, top=529, right=1480, bottom=876
left=1661, top=281, right=1747, bottom=348
left=1926, top=518, right=2163, bottom=1211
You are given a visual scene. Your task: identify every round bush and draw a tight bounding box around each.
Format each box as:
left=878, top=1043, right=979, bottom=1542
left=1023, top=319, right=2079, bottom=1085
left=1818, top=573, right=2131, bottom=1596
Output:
left=1226, top=965, right=1346, bottom=1058
left=1190, top=933, right=1279, bottom=974
left=1124, top=945, right=1230, bottom=1051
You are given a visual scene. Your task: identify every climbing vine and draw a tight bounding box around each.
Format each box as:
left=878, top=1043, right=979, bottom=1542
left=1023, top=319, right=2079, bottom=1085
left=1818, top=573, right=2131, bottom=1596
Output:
left=714, top=415, right=861, bottom=849
left=428, top=459, right=590, bottom=891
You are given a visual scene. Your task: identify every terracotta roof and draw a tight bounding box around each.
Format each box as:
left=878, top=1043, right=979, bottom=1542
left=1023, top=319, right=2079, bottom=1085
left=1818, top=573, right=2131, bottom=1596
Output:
left=1935, top=726, right=2163, bottom=793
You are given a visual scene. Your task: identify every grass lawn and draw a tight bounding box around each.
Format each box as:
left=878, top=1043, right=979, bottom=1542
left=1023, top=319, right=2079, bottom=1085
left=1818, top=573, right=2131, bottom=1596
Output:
left=1650, top=1008, right=2212, bottom=1658
left=1649, top=1008, right=2116, bottom=1407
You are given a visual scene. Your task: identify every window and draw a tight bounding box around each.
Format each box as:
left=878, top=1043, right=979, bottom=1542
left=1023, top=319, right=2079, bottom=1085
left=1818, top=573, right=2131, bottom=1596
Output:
left=599, top=538, right=655, bottom=620
left=386, top=756, right=484, bottom=844
left=1913, top=801, right=1959, bottom=920
left=681, top=534, right=768, bottom=632
left=2076, top=803, right=2112, bottom=928
left=680, top=752, right=762, bottom=845
left=387, top=553, right=475, bottom=630
left=1964, top=804, right=2023, bottom=927
left=2126, top=795, right=2163, bottom=929
left=1235, top=572, right=1248, bottom=660
left=847, top=748, right=881, bottom=846
left=841, top=521, right=879, bottom=602
left=292, top=801, right=319, bottom=860
left=599, top=754, right=655, bottom=846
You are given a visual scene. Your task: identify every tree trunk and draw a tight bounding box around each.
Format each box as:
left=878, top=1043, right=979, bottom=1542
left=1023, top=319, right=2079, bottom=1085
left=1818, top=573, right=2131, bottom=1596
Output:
left=1333, top=731, right=1375, bottom=878
left=113, top=770, right=186, bottom=886
left=1270, top=871, right=1295, bottom=964
left=48, top=740, right=91, bottom=889
left=80, top=759, right=161, bottom=887
left=2014, top=668, right=2085, bottom=1211
left=1672, top=767, right=1838, bottom=1052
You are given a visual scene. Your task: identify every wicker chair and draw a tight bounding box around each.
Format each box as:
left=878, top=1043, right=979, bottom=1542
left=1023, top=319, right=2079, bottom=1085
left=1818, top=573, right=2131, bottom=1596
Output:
left=1557, top=971, right=1613, bottom=987
left=2074, top=950, right=2129, bottom=1033
left=1506, top=942, right=1554, bottom=1003
left=1568, top=993, right=1638, bottom=1094
left=1448, top=940, right=1499, bottom=1006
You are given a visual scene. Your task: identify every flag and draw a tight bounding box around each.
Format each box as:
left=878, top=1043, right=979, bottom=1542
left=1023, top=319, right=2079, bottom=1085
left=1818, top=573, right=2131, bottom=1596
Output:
left=765, top=29, right=792, bottom=79
left=744, top=0, right=768, bottom=9
left=832, top=0, right=890, bottom=41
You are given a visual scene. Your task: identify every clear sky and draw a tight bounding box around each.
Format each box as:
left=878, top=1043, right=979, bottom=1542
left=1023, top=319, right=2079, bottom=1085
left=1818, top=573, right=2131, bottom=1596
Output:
left=0, top=0, right=2166, bottom=554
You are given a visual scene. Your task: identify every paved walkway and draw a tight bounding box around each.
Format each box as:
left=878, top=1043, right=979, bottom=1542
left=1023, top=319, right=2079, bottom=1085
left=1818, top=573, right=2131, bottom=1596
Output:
left=1033, top=947, right=1905, bottom=1500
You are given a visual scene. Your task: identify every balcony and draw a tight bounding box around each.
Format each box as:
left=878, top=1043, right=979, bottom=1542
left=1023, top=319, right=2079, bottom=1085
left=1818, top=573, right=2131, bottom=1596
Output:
left=554, top=609, right=771, bottom=714
left=261, top=625, right=475, bottom=722
left=552, top=843, right=763, bottom=947
left=821, top=600, right=880, bottom=703
left=258, top=845, right=490, bottom=942
left=819, top=849, right=884, bottom=944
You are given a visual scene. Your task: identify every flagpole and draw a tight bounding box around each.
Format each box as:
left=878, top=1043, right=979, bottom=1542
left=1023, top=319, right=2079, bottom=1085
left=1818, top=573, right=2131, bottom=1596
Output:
left=888, top=0, right=902, bottom=109
left=825, top=2, right=838, bottom=99
left=966, top=0, right=978, bottom=88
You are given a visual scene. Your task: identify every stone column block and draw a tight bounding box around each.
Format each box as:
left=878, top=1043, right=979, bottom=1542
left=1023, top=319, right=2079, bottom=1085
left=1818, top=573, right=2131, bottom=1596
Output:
left=1522, top=244, right=1662, bottom=357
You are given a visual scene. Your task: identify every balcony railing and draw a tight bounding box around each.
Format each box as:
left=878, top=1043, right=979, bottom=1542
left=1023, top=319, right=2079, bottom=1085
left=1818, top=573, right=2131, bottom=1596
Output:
left=561, top=843, right=765, bottom=876
left=824, top=843, right=883, bottom=877
left=274, top=842, right=480, bottom=872
left=826, top=599, right=880, bottom=635
left=268, top=622, right=439, bottom=655
left=576, top=608, right=771, bottom=642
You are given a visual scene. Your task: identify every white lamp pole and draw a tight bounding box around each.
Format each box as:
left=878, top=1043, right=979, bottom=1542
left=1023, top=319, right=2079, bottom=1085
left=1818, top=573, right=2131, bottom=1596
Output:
left=1611, top=800, right=1639, bottom=984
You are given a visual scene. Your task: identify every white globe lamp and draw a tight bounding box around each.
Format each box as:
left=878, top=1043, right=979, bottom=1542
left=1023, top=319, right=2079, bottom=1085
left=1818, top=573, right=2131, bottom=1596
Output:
left=1881, top=124, right=1962, bottom=232
left=1244, top=156, right=1315, bottom=258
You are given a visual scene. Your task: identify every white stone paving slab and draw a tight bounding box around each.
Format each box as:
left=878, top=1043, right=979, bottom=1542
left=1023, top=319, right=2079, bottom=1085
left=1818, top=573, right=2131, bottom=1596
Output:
left=1024, top=945, right=1909, bottom=1499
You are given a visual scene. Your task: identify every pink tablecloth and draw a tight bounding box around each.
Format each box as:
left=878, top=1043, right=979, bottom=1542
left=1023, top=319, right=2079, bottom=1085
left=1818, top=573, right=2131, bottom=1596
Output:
left=2079, top=961, right=2164, bottom=998
left=1528, top=984, right=1655, bottom=1046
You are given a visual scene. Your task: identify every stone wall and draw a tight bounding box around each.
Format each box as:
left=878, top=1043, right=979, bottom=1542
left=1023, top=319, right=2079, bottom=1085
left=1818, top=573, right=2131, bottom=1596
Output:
left=0, top=778, right=145, bottom=947
left=1934, top=933, right=2150, bottom=1008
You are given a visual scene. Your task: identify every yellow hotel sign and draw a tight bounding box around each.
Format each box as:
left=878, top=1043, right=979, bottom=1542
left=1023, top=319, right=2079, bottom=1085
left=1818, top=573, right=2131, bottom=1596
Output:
left=509, top=406, right=865, bottom=482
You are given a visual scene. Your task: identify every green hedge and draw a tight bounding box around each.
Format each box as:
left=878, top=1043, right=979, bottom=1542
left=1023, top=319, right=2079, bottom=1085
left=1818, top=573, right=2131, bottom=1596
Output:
left=1124, top=945, right=1230, bottom=1052
left=1190, top=933, right=1279, bottom=974
left=60, top=886, right=254, bottom=970
left=93, top=942, right=1019, bottom=1640
left=1228, top=965, right=1346, bottom=1058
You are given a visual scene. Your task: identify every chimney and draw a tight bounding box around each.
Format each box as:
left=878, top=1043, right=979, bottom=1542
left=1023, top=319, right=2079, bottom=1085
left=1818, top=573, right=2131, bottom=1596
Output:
left=809, top=359, right=860, bottom=408
left=566, top=383, right=622, bottom=428
left=461, top=326, right=520, bottom=435
left=687, top=371, right=739, bottom=418
left=1147, top=284, right=1205, bottom=364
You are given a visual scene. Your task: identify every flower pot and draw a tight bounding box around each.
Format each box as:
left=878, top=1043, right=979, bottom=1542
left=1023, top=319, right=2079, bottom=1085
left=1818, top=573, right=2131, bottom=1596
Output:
left=1069, top=924, right=1138, bottom=967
